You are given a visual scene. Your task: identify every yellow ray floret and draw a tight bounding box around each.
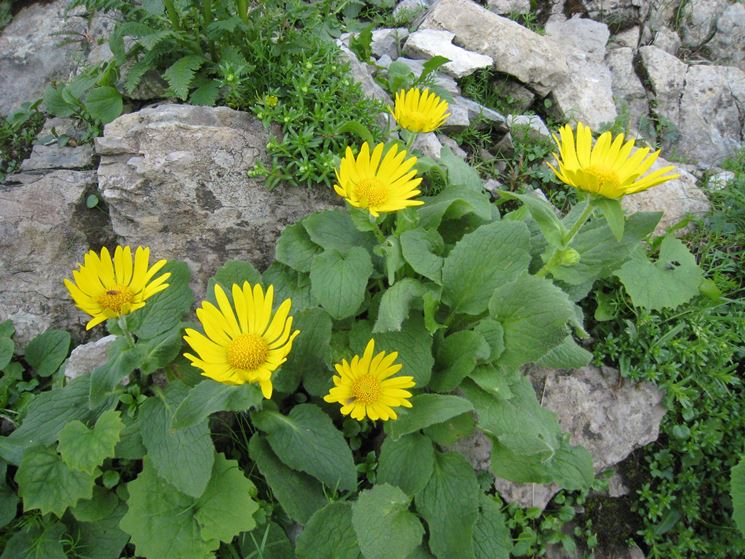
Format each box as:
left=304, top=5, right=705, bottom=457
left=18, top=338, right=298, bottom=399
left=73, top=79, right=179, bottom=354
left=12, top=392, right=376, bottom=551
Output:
left=324, top=339, right=415, bottom=421
left=64, top=246, right=170, bottom=330
left=391, top=87, right=451, bottom=133
left=547, top=122, right=680, bottom=199
left=334, top=142, right=424, bottom=217
left=183, top=282, right=300, bottom=399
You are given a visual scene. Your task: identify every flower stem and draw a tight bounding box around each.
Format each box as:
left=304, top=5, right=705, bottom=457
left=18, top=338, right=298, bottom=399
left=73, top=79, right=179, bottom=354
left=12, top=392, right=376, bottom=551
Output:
left=536, top=200, right=595, bottom=278
left=118, top=315, right=136, bottom=349
left=369, top=214, right=386, bottom=243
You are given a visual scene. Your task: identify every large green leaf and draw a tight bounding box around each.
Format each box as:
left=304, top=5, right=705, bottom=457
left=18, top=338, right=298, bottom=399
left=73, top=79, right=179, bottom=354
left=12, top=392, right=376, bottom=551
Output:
left=535, top=336, right=592, bottom=369
left=84, top=86, right=123, bottom=124
left=399, top=229, right=445, bottom=284
left=352, top=484, right=424, bottom=559
left=377, top=433, right=435, bottom=496
left=171, top=380, right=262, bottom=430
left=442, top=220, right=531, bottom=315
left=0, top=469, right=19, bottom=528
left=440, top=146, right=483, bottom=191
left=89, top=336, right=145, bottom=407
left=0, top=337, right=13, bottom=370
left=16, top=446, right=96, bottom=517
left=140, top=384, right=215, bottom=498
left=24, top=329, right=70, bottom=377
left=253, top=404, right=356, bottom=491
left=73, top=500, right=130, bottom=559
left=731, top=458, right=745, bottom=537
left=296, top=502, right=362, bottom=559
left=615, top=236, right=703, bottom=311
left=415, top=452, right=479, bottom=559
left=501, top=191, right=566, bottom=246
left=387, top=394, right=474, bottom=440
left=472, top=495, right=512, bottom=559
left=240, top=522, right=294, bottom=559
left=262, top=262, right=316, bottom=312
left=248, top=434, right=326, bottom=524
left=130, top=260, right=193, bottom=340
left=58, top=409, right=124, bottom=474
left=417, top=185, right=493, bottom=229
left=488, top=274, right=574, bottom=368
left=275, top=222, right=323, bottom=273
left=431, top=330, right=490, bottom=392
left=310, top=248, right=373, bottom=320
left=137, top=326, right=184, bottom=375
left=0, top=521, right=67, bottom=559
left=275, top=308, right=332, bottom=394
left=373, top=278, right=427, bottom=333
left=302, top=210, right=376, bottom=252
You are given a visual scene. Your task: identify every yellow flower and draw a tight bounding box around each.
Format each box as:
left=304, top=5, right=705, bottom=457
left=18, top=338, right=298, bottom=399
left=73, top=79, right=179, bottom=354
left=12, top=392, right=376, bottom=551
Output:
left=183, top=282, right=299, bottom=399
left=324, top=339, right=415, bottom=421
left=391, top=87, right=450, bottom=133
left=334, top=142, right=424, bottom=217
left=548, top=122, right=679, bottom=199
left=64, top=246, right=170, bottom=330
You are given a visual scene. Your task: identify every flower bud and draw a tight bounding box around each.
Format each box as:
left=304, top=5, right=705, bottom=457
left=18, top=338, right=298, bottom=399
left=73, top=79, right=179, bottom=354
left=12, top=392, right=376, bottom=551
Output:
left=558, top=248, right=581, bottom=266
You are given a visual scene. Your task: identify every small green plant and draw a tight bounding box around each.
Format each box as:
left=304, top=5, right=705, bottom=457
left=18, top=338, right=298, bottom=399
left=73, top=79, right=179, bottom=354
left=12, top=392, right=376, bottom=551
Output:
left=0, top=100, right=45, bottom=181
left=459, top=67, right=528, bottom=115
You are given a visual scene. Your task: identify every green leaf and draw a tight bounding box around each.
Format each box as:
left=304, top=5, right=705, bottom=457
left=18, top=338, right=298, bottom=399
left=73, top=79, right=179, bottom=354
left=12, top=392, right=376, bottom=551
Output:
left=400, top=229, right=445, bottom=284
left=488, top=275, right=575, bottom=368
left=500, top=191, right=566, bottom=246
left=24, top=329, right=70, bottom=377
left=189, top=79, right=220, bottom=106
left=731, top=458, right=745, bottom=537
left=42, top=85, right=75, bottom=117
left=387, top=394, right=474, bottom=440
left=415, top=452, right=479, bottom=559
left=352, top=484, right=424, bottom=559
left=253, top=404, right=356, bottom=491
left=194, top=453, right=259, bottom=542
left=0, top=521, right=67, bottom=559
left=377, top=433, right=435, bottom=496
left=373, top=278, right=427, bottom=333
left=71, top=486, right=119, bottom=523
left=468, top=365, right=513, bottom=399
left=84, top=86, right=123, bottom=124
left=0, top=320, right=13, bottom=338
left=302, top=210, right=376, bottom=252
left=58, top=410, right=124, bottom=474
left=0, top=337, right=14, bottom=370
left=248, top=434, right=326, bottom=524
left=296, top=502, right=362, bottom=559
left=442, top=221, right=531, bottom=315
left=275, top=222, right=323, bottom=273
left=262, top=262, right=316, bottom=312
left=472, top=495, right=512, bottom=559
left=535, top=336, right=592, bottom=369
left=420, top=55, right=451, bottom=83
left=73, top=500, right=130, bottom=559
left=338, top=120, right=375, bottom=146
left=240, top=522, right=294, bottom=559
left=89, top=337, right=144, bottom=407
left=310, top=248, right=373, bottom=320
left=615, top=236, right=703, bottom=311
left=424, top=412, right=475, bottom=445
left=440, top=146, right=482, bottom=191
left=0, top=480, right=19, bottom=529
left=131, top=260, right=193, bottom=339
left=473, top=319, right=505, bottom=361
left=16, top=446, right=96, bottom=517
left=172, top=380, right=262, bottom=430
left=417, top=184, right=493, bottom=230
left=164, top=54, right=206, bottom=100
left=593, top=197, right=625, bottom=240
left=140, top=383, right=215, bottom=498
left=276, top=308, right=332, bottom=394
left=137, top=326, right=183, bottom=375
left=431, top=330, right=490, bottom=392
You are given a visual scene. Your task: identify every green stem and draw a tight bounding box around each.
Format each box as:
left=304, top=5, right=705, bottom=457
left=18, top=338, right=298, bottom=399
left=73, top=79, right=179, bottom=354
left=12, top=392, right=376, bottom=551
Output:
left=117, top=315, right=136, bottom=349
left=202, top=0, right=213, bottom=24
left=369, top=214, right=386, bottom=243
left=536, top=201, right=595, bottom=278
left=236, top=0, right=249, bottom=24
left=163, top=0, right=181, bottom=31
left=400, top=129, right=417, bottom=152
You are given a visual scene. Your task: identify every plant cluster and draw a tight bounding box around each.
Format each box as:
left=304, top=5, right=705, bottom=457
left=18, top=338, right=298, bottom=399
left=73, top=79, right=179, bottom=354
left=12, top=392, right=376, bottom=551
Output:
left=0, top=101, right=45, bottom=182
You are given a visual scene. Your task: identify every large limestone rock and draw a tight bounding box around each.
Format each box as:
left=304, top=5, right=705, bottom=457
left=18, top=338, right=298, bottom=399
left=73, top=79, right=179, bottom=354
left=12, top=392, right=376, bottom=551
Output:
left=638, top=45, right=687, bottom=126
left=605, top=47, right=652, bottom=140
left=707, top=2, right=745, bottom=70
left=95, top=104, right=337, bottom=296
left=403, top=29, right=494, bottom=78
left=454, top=365, right=666, bottom=510
left=545, top=16, right=617, bottom=130
left=419, top=0, right=568, bottom=96
left=0, top=1, right=88, bottom=115
left=678, top=0, right=728, bottom=50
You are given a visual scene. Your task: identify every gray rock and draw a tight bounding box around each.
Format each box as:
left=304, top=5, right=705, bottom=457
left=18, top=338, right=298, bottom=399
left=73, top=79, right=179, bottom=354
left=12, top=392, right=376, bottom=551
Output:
left=0, top=1, right=88, bottom=114
left=498, top=80, right=536, bottom=111
left=437, top=133, right=469, bottom=159
left=339, top=45, right=392, bottom=104
left=95, top=104, right=337, bottom=296
left=20, top=144, right=94, bottom=172
left=707, top=170, right=735, bottom=191
left=393, top=0, right=431, bottom=20
left=438, top=99, right=470, bottom=132
left=651, top=26, right=681, bottom=55
left=0, top=170, right=106, bottom=345
left=454, top=96, right=508, bottom=131
left=412, top=132, right=443, bottom=159
left=86, top=11, right=118, bottom=66
left=507, top=114, right=551, bottom=140
left=545, top=16, right=617, bottom=130
left=486, top=0, right=531, bottom=15
left=371, top=28, right=409, bottom=60
left=609, top=26, right=640, bottom=49
left=580, top=0, right=650, bottom=29
left=419, top=0, right=569, bottom=96
left=605, top=47, right=652, bottom=141
left=678, top=0, right=727, bottom=49
left=708, top=2, right=745, bottom=70
left=638, top=45, right=687, bottom=127
left=64, top=335, right=117, bottom=381
left=403, top=29, right=494, bottom=78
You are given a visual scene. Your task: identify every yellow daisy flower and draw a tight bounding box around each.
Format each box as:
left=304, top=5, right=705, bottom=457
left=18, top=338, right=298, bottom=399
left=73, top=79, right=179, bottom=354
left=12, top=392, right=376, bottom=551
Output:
left=324, top=339, right=415, bottom=421
left=334, top=142, right=424, bottom=217
left=548, top=122, right=679, bottom=199
left=64, top=246, right=170, bottom=330
left=391, top=87, right=450, bottom=133
left=183, top=282, right=300, bottom=399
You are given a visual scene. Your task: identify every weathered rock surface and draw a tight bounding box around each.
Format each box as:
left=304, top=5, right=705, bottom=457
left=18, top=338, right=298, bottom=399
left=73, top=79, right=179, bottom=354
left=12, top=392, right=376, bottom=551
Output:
left=20, top=144, right=95, bottom=172
left=707, top=2, right=745, bottom=70
left=609, top=25, right=640, bottom=49
left=371, top=28, right=409, bottom=59
left=651, top=26, right=681, bottom=55
left=508, top=113, right=551, bottom=140
left=486, top=0, right=531, bottom=15
left=638, top=45, right=687, bottom=126
left=419, top=0, right=568, bottom=96
left=95, top=104, right=337, bottom=296
left=678, top=0, right=728, bottom=50
left=580, top=0, right=649, bottom=29
left=545, top=16, right=617, bottom=130
left=403, top=29, right=494, bottom=78
left=0, top=1, right=88, bottom=114
left=605, top=47, right=652, bottom=140
left=64, top=335, right=117, bottom=381
left=339, top=45, right=392, bottom=104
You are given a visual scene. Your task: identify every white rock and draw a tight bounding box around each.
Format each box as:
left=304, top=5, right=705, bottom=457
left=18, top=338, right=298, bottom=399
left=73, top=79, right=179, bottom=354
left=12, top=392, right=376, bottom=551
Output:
left=454, top=96, right=508, bottom=130
left=638, top=45, right=687, bottom=126
left=371, top=28, right=409, bottom=60
left=64, top=335, right=118, bottom=381
left=580, top=0, right=650, bottom=29
left=439, top=100, right=470, bottom=132
left=403, top=29, right=494, bottom=79
left=437, top=134, right=469, bottom=159
left=486, top=0, right=531, bottom=15
left=608, top=26, right=640, bottom=49
left=507, top=114, right=551, bottom=140
left=412, top=132, right=443, bottom=159
left=605, top=47, right=652, bottom=141
left=651, top=25, right=681, bottom=55
left=339, top=45, right=392, bottom=104
left=708, top=2, right=745, bottom=70
left=678, top=0, right=728, bottom=49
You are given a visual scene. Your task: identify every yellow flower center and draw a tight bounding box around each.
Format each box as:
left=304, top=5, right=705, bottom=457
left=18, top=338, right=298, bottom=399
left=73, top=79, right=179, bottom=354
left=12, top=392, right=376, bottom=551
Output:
left=355, top=178, right=389, bottom=207
left=403, top=111, right=431, bottom=132
left=585, top=164, right=621, bottom=190
left=98, top=285, right=135, bottom=314
left=227, top=333, right=269, bottom=371
left=351, top=374, right=381, bottom=405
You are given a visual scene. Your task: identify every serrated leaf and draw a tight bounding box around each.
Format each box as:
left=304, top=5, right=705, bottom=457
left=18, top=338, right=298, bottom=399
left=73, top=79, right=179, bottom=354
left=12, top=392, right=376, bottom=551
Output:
left=276, top=308, right=332, bottom=394
left=58, top=410, right=124, bottom=474
left=400, top=229, right=445, bottom=284
left=442, top=221, right=531, bottom=315
left=352, top=484, right=424, bottom=559
left=189, top=79, right=220, bottom=106
left=615, top=236, right=703, bottom=311
left=0, top=521, right=67, bottom=559
left=84, top=86, right=123, bottom=124
left=431, top=330, right=490, bottom=392
left=310, top=248, right=373, bottom=320
left=253, top=404, right=356, bottom=491
left=731, top=458, right=745, bottom=537
left=16, top=446, right=96, bottom=517
left=24, top=329, right=70, bottom=377
left=377, top=433, right=435, bottom=496
left=387, top=394, right=474, bottom=440
left=248, top=434, right=326, bottom=524
left=89, top=337, right=144, bottom=407
left=140, top=384, right=215, bottom=498
left=373, top=278, right=427, bottom=333
left=296, top=502, right=362, bottom=559
left=130, top=260, right=193, bottom=339
left=473, top=495, right=511, bottom=559
left=172, top=380, right=262, bottom=430
left=164, top=55, right=206, bottom=100
left=415, top=452, right=479, bottom=559
left=275, top=222, right=322, bottom=273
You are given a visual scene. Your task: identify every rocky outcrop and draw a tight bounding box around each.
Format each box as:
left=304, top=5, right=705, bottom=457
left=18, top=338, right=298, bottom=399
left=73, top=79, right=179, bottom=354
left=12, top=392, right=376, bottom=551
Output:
left=403, top=29, right=494, bottom=78
left=605, top=47, right=652, bottom=140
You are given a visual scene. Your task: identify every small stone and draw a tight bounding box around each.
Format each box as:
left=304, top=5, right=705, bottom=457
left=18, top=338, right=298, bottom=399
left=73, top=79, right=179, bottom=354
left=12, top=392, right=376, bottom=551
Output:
left=437, top=134, right=469, bottom=159
left=20, top=144, right=94, bottom=172
left=64, top=335, right=118, bottom=381
left=439, top=100, right=469, bottom=132
left=453, top=97, right=508, bottom=131
left=403, top=29, right=494, bottom=79
left=371, top=28, right=409, bottom=60
left=609, top=26, right=640, bottom=49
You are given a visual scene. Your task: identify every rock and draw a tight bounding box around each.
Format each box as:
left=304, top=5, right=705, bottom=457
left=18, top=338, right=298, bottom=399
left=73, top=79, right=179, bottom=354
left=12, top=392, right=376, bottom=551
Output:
left=638, top=45, right=687, bottom=127
left=607, top=472, right=630, bottom=497
left=651, top=26, right=681, bottom=55
left=622, top=155, right=710, bottom=234
left=371, top=28, right=409, bottom=60
left=379, top=56, right=461, bottom=95
left=339, top=45, right=392, bottom=104
left=605, top=47, right=652, bottom=140
left=412, top=132, right=443, bottom=159
left=507, top=114, right=551, bottom=140
left=580, top=0, right=650, bottom=29
left=95, top=104, right=337, bottom=296
left=708, top=2, right=745, bottom=70
left=438, top=99, right=470, bottom=132
left=20, top=144, right=94, bottom=172
left=498, top=79, right=536, bottom=111
left=545, top=16, right=617, bottom=130
left=0, top=0, right=88, bottom=114
left=609, top=26, right=640, bottom=49
left=403, top=29, right=494, bottom=79
left=678, top=0, right=727, bottom=49
left=486, top=0, right=531, bottom=15
left=707, top=170, right=735, bottom=191
left=437, top=133, right=468, bottom=159
left=0, top=171, right=108, bottom=345
left=453, top=96, right=508, bottom=130
left=393, top=0, right=432, bottom=20
left=64, top=335, right=117, bottom=381
left=86, top=11, right=118, bottom=66
left=419, top=0, right=568, bottom=96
